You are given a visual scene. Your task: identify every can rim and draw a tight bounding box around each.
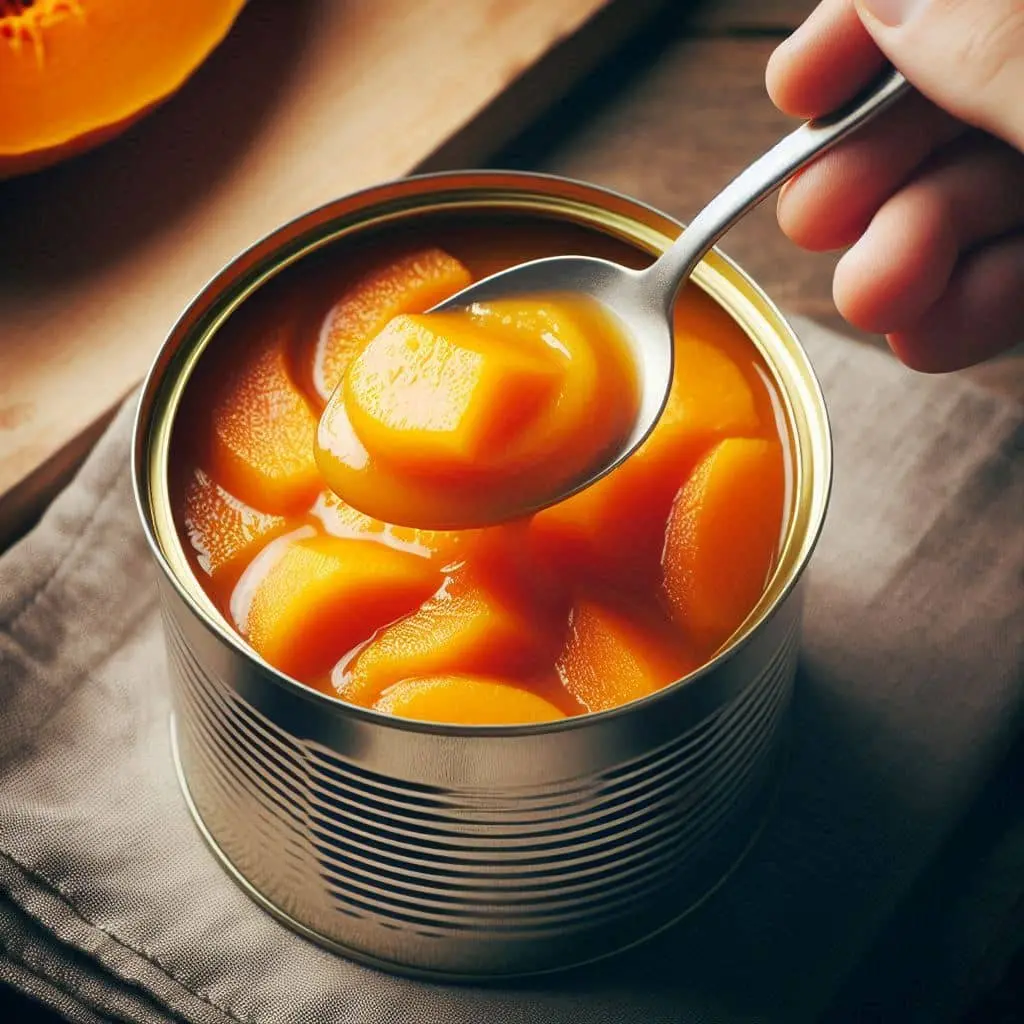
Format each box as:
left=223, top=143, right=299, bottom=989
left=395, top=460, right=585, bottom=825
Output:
left=132, top=168, right=833, bottom=737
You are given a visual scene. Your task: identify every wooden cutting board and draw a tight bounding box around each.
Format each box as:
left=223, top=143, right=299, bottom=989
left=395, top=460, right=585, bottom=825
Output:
left=0, top=0, right=663, bottom=549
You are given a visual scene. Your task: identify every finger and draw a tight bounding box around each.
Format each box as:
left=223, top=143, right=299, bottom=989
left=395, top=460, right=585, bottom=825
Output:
left=888, top=232, right=1024, bottom=372
left=856, top=0, right=1024, bottom=152
left=777, top=91, right=963, bottom=251
left=833, top=136, right=1024, bottom=332
left=767, top=0, right=885, bottom=117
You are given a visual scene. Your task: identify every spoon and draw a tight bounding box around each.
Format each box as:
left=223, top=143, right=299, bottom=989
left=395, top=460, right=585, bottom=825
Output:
left=428, top=67, right=910, bottom=511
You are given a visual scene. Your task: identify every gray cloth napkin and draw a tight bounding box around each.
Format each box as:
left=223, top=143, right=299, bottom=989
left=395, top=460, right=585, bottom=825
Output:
left=1, top=319, right=1021, bottom=1024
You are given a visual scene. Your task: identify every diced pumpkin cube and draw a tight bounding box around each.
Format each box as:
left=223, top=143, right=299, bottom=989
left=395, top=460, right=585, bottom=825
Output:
left=207, top=321, right=320, bottom=515
left=374, top=675, right=566, bottom=725
left=343, top=312, right=563, bottom=475
left=182, top=468, right=286, bottom=581
left=340, top=564, right=560, bottom=706
left=315, top=295, right=637, bottom=529
left=243, top=535, right=438, bottom=680
left=555, top=596, right=697, bottom=713
left=531, top=332, right=762, bottom=585
left=662, top=437, right=786, bottom=653
left=312, top=248, right=472, bottom=401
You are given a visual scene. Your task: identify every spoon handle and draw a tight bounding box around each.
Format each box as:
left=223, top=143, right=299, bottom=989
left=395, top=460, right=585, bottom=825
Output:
left=643, top=66, right=911, bottom=309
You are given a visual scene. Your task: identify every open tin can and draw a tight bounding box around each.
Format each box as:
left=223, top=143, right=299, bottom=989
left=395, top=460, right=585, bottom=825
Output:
left=133, top=171, right=832, bottom=979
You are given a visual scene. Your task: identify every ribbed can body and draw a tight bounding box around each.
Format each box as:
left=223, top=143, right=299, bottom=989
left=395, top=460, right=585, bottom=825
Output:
left=163, top=580, right=800, bottom=975
left=134, top=172, right=832, bottom=979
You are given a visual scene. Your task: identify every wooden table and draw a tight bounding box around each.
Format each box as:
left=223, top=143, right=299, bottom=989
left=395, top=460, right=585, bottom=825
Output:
left=2, top=1, right=1020, bottom=1019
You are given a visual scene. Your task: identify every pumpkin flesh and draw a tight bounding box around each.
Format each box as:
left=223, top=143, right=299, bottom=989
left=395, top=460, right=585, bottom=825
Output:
left=0, top=0, right=246, bottom=176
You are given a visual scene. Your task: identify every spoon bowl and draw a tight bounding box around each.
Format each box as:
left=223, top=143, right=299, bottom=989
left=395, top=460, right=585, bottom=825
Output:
left=430, top=255, right=674, bottom=496
left=427, top=67, right=911, bottom=516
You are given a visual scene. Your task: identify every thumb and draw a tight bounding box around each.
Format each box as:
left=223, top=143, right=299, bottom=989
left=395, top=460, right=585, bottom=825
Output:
left=855, top=0, right=1024, bottom=151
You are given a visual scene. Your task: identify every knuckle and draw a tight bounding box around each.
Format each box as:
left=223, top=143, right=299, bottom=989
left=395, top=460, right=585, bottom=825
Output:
left=948, top=0, right=1024, bottom=95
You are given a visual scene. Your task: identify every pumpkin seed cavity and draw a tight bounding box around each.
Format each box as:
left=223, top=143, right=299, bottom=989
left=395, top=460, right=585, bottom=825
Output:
left=1, top=1, right=83, bottom=63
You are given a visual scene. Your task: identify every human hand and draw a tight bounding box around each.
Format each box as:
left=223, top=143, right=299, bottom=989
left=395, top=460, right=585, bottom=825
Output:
left=766, top=0, right=1024, bottom=371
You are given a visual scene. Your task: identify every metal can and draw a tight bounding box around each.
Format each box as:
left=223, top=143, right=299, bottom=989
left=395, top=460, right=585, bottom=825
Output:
left=133, top=171, right=832, bottom=979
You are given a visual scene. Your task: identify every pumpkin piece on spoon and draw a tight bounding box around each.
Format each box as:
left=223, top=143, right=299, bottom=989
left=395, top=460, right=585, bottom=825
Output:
left=315, top=294, right=639, bottom=528
left=456, top=297, right=631, bottom=480
left=343, top=311, right=565, bottom=474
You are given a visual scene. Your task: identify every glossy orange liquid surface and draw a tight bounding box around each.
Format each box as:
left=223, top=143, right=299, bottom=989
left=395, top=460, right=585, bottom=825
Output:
left=171, top=216, right=789, bottom=724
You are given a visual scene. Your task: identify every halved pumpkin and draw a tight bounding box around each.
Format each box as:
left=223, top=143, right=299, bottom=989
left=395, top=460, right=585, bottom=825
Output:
left=0, top=0, right=246, bottom=178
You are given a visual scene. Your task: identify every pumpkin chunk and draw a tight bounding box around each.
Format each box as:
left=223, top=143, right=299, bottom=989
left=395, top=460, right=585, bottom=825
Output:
left=444, top=297, right=620, bottom=478
left=312, top=249, right=472, bottom=400
left=182, top=468, right=286, bottom=581
left=374, top=675, right=566, bottom=725
left=243, top=535, right=438, bottom=680
left=531, top=331, right=762, bottom=585
left=0, top=0, right=246, bottom=178
left=344, top=312, right=564, bottom=474
left=662, top=438, right=786, bottom=653
left=316, top=294, right=638, bottom=528
left=340, top=566, right=559, bottom=706
left=556, top=596, right=698, bottom=713
left=207, top=321, right=320, bottom=515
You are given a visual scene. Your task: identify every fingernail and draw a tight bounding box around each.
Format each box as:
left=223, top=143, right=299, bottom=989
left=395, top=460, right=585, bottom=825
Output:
left=857, top=0, right=927, bottom=27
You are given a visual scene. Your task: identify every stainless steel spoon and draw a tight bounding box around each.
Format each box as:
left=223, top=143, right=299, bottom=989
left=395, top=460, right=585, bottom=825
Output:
left=431, top=67, right=910, bottom=512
